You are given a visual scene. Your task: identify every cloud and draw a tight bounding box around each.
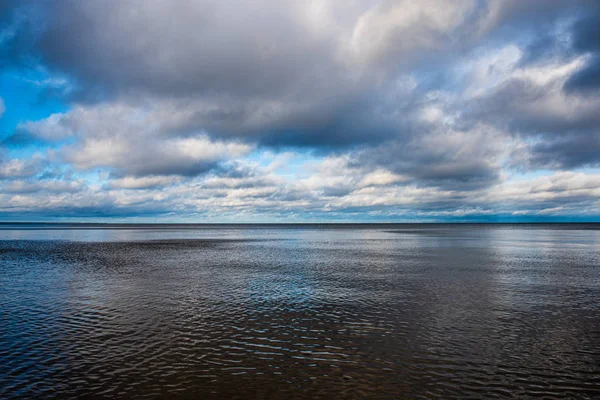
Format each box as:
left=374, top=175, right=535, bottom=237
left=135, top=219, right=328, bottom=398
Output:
left=0, top=152, right=598, bottom=221
left=565, top=55, right=600, bottom=94
left=9, top=0, right=587, bottom=150
left=31, top=0, right=483, bottom=99
left=62, top=135, right=252, bottom=177
left=467, top=57, right=599, bottom=129
left=1, top=1, right=600, bottom=220
left=21, top=102, right=253, bottom=177
left=462, top=49, right=600, bottom=169
left=563, top=9, right=600, bottom=93
left=106, top=176, right=182, bottom=190
left=0, top=179, right=84, bottom=194
left=348, top=0, right=477, bottom=68
left=0, top=153, right=47, bottom=179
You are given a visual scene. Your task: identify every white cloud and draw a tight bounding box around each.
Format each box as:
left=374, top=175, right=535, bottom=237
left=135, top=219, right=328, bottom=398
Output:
left=349, top=0, right=477, bottom=67
left=107, top=176, right=181, bottom=190
left=0, top=154, right=46, bottom=179
left=62, top=135, right=252, bottom=177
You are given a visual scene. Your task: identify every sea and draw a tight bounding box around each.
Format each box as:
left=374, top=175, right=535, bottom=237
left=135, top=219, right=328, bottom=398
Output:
left=1, top=223, right=599, bottom=398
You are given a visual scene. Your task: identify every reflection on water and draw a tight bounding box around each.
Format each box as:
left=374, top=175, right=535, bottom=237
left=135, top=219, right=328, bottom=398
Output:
left=1, top=224, right=599, bottom=398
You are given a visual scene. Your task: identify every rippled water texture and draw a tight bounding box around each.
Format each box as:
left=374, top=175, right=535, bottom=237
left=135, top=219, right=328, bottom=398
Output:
left=1, top=224, right=600, bottom=398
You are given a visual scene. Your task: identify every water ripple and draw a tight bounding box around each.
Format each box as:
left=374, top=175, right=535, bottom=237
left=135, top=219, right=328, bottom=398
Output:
left=1, top=226, right=600, bottom=398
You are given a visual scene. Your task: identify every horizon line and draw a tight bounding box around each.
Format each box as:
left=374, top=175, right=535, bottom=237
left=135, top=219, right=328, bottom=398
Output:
left=1, top=221, right=600, bottom=225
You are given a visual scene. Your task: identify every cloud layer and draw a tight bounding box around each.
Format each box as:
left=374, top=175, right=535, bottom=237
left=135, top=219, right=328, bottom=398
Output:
left=0, top=0, right=599, bottom=221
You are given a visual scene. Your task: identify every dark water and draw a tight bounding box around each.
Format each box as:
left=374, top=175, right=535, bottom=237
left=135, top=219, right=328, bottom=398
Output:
left=1, top=224, right=599, bottom=399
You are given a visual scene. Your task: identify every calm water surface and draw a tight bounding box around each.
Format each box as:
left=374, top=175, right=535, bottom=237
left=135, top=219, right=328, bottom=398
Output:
left=1, top=224, right=599, bottom=398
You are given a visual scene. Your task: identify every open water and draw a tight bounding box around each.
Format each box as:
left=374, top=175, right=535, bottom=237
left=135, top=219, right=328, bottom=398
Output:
left=1, top=224, right=599, bottom=398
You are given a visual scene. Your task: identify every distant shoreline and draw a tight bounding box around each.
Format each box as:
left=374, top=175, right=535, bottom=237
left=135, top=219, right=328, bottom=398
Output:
left=1, top=221, right=600, bottom=230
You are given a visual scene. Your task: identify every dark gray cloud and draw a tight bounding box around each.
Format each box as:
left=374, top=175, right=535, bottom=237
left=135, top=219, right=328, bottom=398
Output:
left=37, top=1, right=337, bottom=98
left=565, top=55, right=600, bottom=93
left=563, top=10, right=600, bottom=93
left=352, top=124, right=508, bottom=190
left=530, top=132, right=600, bottom=169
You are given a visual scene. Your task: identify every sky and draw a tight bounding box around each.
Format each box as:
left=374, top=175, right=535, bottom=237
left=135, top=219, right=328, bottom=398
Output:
left=0, top=0, right=599, bottom=222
